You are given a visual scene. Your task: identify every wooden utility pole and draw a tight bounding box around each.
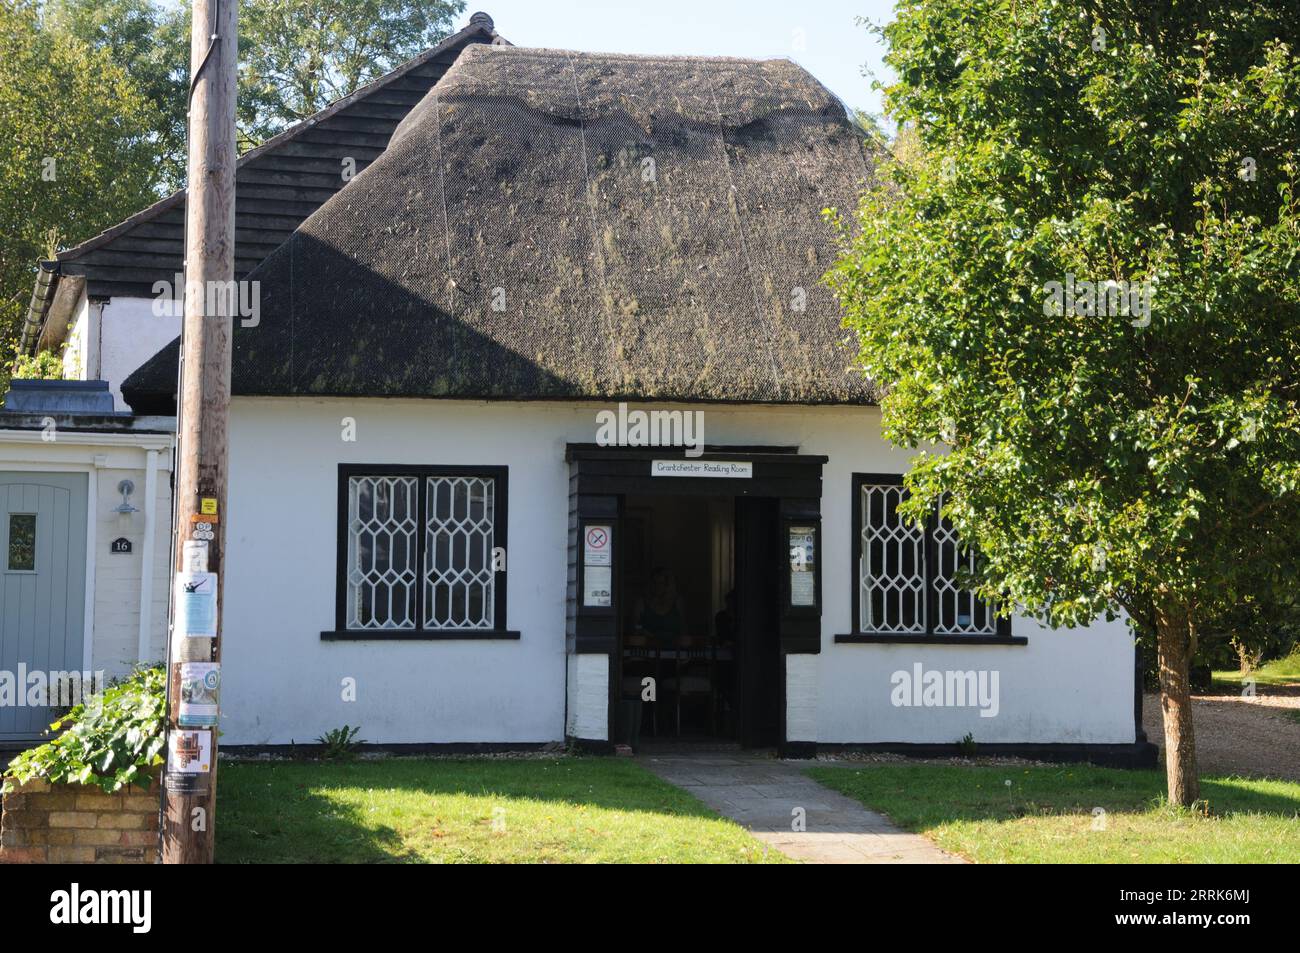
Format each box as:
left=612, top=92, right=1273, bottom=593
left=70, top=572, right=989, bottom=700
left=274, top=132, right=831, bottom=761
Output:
left=161, top=0, right=237, bottom=864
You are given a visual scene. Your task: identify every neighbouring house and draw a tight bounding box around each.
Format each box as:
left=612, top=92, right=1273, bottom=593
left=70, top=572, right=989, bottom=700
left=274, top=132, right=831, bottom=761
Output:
left=0, top=381, right=172, bottom=747
left=1, top=12, right=505, bottom=747
left=10, top=12, right=1156, bottom=765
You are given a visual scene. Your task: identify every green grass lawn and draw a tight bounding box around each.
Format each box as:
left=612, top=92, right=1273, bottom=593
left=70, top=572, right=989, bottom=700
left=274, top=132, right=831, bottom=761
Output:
left=808, top=763, right=1300, bottom=863
left=216, top=756, right=785, bottom=863
left=1212, top=648, right=1300, bottom=690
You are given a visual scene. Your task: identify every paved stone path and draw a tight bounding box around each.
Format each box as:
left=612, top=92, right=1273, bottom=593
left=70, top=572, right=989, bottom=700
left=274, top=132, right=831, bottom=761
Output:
left=639, top=752, right=966, bottom=864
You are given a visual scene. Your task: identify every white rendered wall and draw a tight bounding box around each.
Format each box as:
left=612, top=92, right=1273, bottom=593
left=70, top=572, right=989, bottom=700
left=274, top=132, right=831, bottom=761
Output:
left=785, top=654, right=819, bottom=742
left=85, top=296, right=181, bottom=410
left=60, top=295, right=93, bottom=381
left=566, top=654, right=609, bottom=741
left=218, top=397, right=1136, bottom=746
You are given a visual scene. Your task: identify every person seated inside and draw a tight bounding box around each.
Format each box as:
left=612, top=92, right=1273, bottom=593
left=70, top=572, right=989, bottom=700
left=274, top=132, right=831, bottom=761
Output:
left=630, top=567, right=691, bottom=649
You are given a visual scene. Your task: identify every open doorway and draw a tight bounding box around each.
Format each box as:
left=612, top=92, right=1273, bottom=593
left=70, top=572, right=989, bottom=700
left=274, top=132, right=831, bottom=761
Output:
left=618, top=494, right=781, bottom=747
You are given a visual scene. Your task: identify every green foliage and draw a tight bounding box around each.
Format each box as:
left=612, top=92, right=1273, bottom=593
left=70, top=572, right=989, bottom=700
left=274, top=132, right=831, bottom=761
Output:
left=238, top=0, right=465, bottom=145
left=1200, top=587, right=1300, bottom=671
left=1, top=0, right=466, bottom=384
left=3, top=665, right=166, bottom=794
left=0, top=0, right=159, bottom=379
left=316, top=724, right=363, bottom=759
left=43, top=0, right=190, bottom=189
left=41, top=0, right=468, bottom=181
left=828, top=1, right=1300, bottom=645
left=11, top=349, right=64, bottom=380
left=957, top=732, right=977, bottom=756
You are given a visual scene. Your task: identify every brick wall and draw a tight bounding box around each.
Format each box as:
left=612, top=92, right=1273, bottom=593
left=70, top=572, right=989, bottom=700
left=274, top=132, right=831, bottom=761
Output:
left=0, top=771, right=160, bottom=864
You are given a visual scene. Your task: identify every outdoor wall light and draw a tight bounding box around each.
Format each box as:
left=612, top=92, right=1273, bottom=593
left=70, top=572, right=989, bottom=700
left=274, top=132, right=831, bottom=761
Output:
left=115, top=479, right=139, bottom=528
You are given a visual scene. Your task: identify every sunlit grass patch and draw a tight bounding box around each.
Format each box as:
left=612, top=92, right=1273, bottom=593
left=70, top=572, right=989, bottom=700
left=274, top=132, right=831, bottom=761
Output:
left=218, top=756, right=785, bottom=864
left=808, top=763, right=1300, bottom=863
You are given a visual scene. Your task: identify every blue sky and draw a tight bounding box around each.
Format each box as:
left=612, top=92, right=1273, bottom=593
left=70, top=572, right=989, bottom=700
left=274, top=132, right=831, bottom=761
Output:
left=457, top=1, right=898, bottom=120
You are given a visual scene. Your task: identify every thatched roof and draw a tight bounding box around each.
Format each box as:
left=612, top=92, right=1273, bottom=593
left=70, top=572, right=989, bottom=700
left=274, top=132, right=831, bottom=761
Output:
left=122, top=45, right=878, bottom=412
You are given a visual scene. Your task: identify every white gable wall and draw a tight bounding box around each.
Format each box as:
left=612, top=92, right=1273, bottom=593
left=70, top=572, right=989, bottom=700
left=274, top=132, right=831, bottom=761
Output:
left=218, top=396, right=1136, bottom=747
left=61, top=295, right=180, bottom=411
left=98, top=297, right=180, bottom=411
left=59, top=293, right=94, bottom=381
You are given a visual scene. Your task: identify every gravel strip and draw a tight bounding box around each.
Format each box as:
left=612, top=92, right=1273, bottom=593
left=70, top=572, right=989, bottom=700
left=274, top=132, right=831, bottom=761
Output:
left=1143, top=686, right=1300, bottom=782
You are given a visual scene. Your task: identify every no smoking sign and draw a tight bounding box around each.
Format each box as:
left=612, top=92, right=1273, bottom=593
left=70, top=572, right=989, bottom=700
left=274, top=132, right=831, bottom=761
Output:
left=584, top=525, right=611, bottom=566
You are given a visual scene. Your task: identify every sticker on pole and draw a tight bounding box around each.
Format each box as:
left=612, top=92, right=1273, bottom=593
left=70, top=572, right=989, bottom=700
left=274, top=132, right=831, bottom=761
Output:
left=174, top=571, right=218, bottom=638
left=178, top=662, right=220, bottom=727
left=164, top=729, right=212, bottom=793
left=182, top=540, right=209, bottom=572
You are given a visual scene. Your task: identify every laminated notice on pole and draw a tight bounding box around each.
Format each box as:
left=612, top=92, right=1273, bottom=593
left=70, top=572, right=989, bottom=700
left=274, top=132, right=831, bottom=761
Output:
left=175, top=571, right=218, bottom=638
left=182, top=540, right=209, bottom=572
left=178, top=662, right=221, bottom=727
left=165, top=729, right=212, bottom=793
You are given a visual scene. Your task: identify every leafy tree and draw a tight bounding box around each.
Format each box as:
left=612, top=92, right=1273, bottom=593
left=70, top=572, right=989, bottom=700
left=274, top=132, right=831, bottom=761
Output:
left=0, top=0, right=158, bottom=377
left=238, top=0, right=465, bottom=145
left=1200, top=588, right=1300, bottom=674
left=2, top=0, right=467, bottom=382
left=829, top=0, right=1300, bottom=805
left=41, top=0, right=468, bottom=176
left=43, top=0, right=190, bottom=189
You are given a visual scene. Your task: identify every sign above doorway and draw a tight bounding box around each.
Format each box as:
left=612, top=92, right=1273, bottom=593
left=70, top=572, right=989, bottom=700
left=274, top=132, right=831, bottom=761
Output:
left=650, top=460, right=753, bottom=479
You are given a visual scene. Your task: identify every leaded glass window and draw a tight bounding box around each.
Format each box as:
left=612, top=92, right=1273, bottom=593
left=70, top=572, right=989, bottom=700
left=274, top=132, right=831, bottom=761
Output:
left=341, top=468, right=505, bottom=633
left=855, top=477, right=1002, bottom=638
left=425, top=476, right=495, bottom=629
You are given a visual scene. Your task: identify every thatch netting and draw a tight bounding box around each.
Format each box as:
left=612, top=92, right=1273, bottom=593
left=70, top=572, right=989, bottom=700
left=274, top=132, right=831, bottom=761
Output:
left=123, top=45, right=879, bottom=409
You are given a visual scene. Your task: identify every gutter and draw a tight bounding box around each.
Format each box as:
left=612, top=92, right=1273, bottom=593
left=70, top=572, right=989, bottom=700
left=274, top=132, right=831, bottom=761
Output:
left=19, top=260, right=59, bottom=355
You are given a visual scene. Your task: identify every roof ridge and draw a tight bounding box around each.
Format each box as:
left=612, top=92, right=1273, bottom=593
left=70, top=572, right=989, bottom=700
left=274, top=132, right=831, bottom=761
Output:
left=53, top=16, right=500, bottom=265
left=464, top=45, right=802, bottom=67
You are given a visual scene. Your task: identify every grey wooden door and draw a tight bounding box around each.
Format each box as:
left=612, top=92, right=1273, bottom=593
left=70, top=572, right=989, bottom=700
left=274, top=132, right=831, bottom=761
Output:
left=0, top=472, right=88, bottom=742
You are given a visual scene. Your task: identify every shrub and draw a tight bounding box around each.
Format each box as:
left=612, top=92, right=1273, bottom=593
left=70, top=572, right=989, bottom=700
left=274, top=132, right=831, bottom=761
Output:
left=2, top=665, right=166, bottom=794
left=10, top=350, right=64, bottom=380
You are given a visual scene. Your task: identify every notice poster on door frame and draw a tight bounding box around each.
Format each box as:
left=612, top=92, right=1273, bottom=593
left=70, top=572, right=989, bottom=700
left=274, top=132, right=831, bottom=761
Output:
left=583, top=525, right=611, bottom=566
left=584, top=566, right=612, bottom=608
left=789, top=525, right=816, bottom=607
left=582, top=524, right=614, bottom=607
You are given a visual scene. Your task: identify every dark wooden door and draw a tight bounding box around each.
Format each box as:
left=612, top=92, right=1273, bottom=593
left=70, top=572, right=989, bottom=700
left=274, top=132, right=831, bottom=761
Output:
left=734, top=497, right=780, bottom=748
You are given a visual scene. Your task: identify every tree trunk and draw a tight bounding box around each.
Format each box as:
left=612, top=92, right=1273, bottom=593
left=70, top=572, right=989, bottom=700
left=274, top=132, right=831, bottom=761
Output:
left=1155, top=600, right=1199, bottom=807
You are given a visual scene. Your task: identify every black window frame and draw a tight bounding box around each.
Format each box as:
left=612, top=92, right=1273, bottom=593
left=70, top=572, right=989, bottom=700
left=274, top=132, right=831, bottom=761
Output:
left=322, top=464, right=519, bottom=641
left=836, top=473, right=1024, bottom=646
